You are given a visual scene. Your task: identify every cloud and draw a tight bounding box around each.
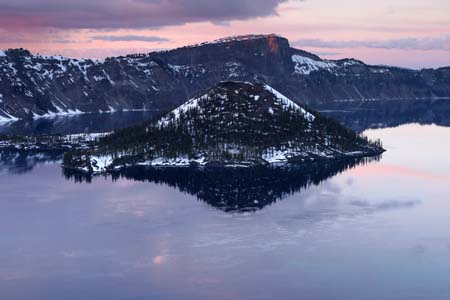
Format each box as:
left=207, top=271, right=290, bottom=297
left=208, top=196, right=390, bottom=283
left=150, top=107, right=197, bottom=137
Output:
left=0, top=0, right=288, bottom=30
left=313, top=51, right=343, bottom=57
left=294, top=35, right=450, bottom=51
left=349, top=199, right=421, bottom=212
left=91, top=35, right=170, bottom=43
left=0, top=30, right=74, bottom=44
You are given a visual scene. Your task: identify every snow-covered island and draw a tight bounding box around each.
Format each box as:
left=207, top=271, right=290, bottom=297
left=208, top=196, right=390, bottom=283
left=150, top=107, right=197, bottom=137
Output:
left=63, top=81, right=384, bottom=173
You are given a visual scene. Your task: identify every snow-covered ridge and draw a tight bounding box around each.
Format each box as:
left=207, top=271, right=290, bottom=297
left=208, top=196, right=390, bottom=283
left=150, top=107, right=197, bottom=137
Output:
left=211, top=34, right=283, bottom=44
left=0, top=49, right=103, bottom=85
left=157, top=94, right=205, bottom=128
left=263, top=85, right=316, bottom=121
left=2, top=35, right=446, bottom=123
left=0, top=49, right=100, bottom=64
left=340, top=59, right=364, bottom=67
left=188, top=34, right=284, bottom=48
left=292, top=55, right=401, bottom=76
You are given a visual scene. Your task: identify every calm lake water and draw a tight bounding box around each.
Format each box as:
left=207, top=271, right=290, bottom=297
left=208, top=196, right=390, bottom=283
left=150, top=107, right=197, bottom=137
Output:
left=0, top=111, right=158, bottom=135
left=1, top=122, right=450, bottom=300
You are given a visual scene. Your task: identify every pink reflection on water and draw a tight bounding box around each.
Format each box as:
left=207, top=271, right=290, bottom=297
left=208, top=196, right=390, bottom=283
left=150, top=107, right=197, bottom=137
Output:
left=349, top=163, right=450, bottom=184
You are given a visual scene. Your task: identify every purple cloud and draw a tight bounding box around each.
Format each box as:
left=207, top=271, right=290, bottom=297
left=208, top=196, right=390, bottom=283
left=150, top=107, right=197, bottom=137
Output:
left=91, top=35, right=170, bottom=42
left=0, top=0, right=287, bottom=30
left=295, top=36, right=450, bottom=51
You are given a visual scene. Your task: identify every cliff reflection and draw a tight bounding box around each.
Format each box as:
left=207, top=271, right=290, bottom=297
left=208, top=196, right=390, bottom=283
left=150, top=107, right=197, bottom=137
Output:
left=318, top=98, right=450, bottom=132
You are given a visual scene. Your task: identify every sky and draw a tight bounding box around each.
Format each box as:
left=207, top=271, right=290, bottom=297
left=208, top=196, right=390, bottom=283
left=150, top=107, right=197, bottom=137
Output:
left=0, top=0, right=449, bottom=69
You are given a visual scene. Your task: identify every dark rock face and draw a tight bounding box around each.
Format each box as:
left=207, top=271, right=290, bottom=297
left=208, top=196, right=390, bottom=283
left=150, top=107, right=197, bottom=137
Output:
left=1, top=34, right=449, bottom=120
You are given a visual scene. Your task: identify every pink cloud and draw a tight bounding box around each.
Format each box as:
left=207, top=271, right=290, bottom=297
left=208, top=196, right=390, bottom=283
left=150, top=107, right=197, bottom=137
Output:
left=0, top=0, right=448, bottom=68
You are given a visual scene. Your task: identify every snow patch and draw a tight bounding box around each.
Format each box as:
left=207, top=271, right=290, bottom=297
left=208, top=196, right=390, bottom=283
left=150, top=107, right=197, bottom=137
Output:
left=149, top=157, right=191, bottom=167
left=292, top=55, right=337, bottom=75
left=0, top=111, right=19, bottom=124
left=90, top=155, right=114, bottom=173
left=341, top=59, right=362, bottom=67
left=33, top=108, right=84, bottom=119
left=137, top=155, right=207, bottom=167
left=262, top=149, right=290, bottom=163
left=263, top=84, right=316, bottom=121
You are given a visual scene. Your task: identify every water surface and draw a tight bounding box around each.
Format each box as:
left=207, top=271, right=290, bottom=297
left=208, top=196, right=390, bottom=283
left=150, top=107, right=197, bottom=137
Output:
left=1, top=123, right=450, bottom=300
left=0, top=111, right=157, bottom=135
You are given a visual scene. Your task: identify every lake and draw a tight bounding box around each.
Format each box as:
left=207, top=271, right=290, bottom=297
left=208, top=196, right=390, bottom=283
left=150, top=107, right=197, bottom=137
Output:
left=1, top=120, right=450, bottom=299
left=0, top=111, right=158, bottom=135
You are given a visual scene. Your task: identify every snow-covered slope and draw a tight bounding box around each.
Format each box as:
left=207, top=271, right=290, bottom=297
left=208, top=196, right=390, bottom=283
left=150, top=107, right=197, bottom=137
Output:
left=292, top=55, right=338, bottom=75
left=158, top=82, right=315, bottom=128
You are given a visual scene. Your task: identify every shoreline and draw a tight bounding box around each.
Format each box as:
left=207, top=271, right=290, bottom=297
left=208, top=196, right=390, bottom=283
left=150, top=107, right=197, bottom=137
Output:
left=62, top=148, right=385, bottom=176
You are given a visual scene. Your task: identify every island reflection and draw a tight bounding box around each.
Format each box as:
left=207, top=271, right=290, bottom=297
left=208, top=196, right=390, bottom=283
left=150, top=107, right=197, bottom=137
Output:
left=63, top=156, right=381, bottom=213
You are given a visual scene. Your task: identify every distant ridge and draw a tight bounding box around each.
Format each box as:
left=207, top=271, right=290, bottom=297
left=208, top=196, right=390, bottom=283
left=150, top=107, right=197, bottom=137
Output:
left=1, top=34, right=449, bottom=122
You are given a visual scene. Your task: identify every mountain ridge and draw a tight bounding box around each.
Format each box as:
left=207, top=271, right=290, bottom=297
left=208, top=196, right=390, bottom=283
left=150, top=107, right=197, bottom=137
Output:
left=1, top=34, right=449, bottom=122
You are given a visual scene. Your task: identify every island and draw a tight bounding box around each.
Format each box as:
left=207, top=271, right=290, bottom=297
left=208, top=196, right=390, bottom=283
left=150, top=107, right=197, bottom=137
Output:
left=63, top=81, right=384, bottom=173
